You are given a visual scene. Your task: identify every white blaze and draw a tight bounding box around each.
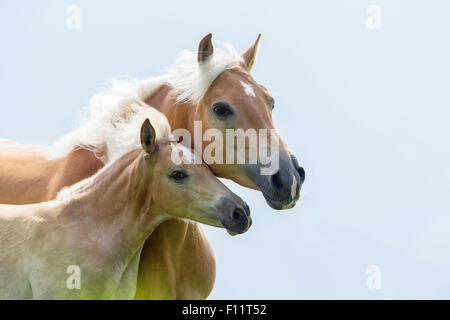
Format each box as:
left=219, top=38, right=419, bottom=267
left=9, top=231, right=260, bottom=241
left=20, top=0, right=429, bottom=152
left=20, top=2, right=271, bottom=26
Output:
left=240, top=81, right=256, bottom=97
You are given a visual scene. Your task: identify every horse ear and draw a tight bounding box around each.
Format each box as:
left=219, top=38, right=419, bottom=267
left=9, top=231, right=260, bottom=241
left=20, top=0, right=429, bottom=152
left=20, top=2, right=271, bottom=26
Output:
left=242, top=34, right=261, bottom=72
left=140, top=119, right=156, bottom=155
left=198, top=33, right=214, bottom=64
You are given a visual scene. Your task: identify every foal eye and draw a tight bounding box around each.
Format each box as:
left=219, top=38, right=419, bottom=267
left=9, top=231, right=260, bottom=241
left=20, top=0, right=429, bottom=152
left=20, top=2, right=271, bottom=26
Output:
left=169, top=170, right=188, bottom=182
left=212, top=102, right=233, bottom=119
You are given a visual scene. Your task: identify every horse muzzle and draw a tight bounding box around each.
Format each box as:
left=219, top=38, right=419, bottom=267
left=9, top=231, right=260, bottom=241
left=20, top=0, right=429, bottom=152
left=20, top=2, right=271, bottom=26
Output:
left=247, top=152, right=305, bottom=210
left=216, top=196, right=252, bottom=235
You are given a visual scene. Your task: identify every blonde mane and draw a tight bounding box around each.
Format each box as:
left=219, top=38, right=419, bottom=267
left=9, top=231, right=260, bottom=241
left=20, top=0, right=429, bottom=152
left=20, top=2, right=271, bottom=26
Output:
left=48, top=42, right=242, bottom=162
left=47, top=79, right=172, bottom=163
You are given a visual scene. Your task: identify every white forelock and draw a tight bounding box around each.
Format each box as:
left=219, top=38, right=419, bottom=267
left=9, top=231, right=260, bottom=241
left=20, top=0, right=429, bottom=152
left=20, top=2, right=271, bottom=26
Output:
left=137, top=43, right=243, bottom=104
left=166, top=43, right=243, bottom=103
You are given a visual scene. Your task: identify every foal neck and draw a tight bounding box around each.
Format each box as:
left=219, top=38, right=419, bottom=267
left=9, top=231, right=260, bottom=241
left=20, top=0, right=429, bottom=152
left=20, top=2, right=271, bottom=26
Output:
left=61, top=149, right=167, bottom=257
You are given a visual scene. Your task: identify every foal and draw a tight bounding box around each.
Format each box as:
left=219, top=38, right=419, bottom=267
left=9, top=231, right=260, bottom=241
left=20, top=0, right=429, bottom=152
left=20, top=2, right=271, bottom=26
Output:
left=0, top=120, right=251, bottom=299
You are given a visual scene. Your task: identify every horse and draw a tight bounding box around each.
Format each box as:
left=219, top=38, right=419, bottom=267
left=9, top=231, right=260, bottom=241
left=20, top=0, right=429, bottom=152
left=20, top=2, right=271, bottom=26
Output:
left=0, top=118, right=251, bottom=299
left=0, top=34, right=305, bottom=299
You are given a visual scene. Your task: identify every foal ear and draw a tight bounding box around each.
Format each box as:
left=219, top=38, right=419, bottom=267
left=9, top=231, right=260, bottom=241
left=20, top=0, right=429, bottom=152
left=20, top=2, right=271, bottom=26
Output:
left=198, top=33, right=214, bottom=64
left=242, top=34, right=261, bottom=72
left=140, top=119, right=156, bottom=155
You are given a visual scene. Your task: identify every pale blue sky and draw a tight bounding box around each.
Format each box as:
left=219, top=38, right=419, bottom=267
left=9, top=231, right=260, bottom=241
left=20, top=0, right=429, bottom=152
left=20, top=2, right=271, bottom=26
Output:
left=1, top=0, right=450, bottom=299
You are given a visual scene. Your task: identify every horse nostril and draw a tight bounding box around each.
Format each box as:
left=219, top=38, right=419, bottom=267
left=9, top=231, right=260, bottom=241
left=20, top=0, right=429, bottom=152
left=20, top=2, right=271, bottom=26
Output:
left=232, top=207, right=246, bottom=221
left=271, top=170, right=283, bottom=190
left=297, top=166, right=305, bottom=183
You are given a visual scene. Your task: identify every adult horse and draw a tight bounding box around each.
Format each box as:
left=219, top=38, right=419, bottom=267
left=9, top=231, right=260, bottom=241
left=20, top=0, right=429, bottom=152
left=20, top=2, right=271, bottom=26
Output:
left=0, top=34, right=305, bottom=299
left=0, top=119, right=251, bottom=299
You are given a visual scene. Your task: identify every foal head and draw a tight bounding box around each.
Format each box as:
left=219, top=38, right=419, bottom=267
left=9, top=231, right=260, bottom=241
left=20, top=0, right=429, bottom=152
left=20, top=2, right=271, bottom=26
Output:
left=185, top=34, right=305, bottom=210
left=139, top=119, right=251, bottom=235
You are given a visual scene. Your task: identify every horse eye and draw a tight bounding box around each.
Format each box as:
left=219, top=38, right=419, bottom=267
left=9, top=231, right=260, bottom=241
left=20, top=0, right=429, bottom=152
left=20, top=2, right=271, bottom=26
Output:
left=169, top=170, right=188, bottom=182
left=212, top=102, right=233, bottom=119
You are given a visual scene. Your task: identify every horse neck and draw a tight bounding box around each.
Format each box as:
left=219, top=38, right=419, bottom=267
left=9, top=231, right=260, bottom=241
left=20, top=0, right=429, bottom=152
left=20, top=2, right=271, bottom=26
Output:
left=62, top=149, right=167, bottom=257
